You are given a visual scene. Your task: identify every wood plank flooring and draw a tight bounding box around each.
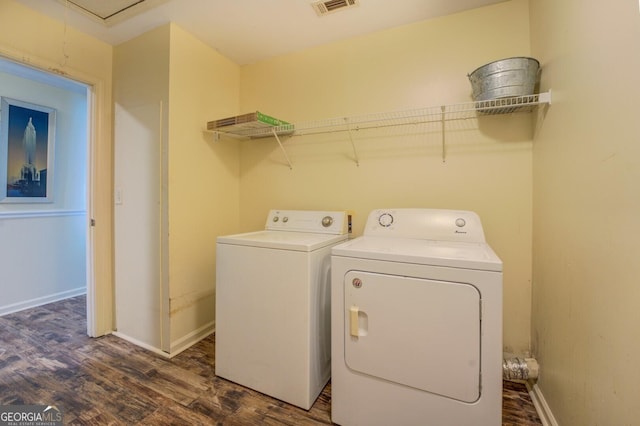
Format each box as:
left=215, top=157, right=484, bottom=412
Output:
left=0, top=296, right=542, bottom=425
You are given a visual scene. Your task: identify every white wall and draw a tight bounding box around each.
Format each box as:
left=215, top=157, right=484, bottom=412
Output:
left=0, top=66, right=88, bottom=315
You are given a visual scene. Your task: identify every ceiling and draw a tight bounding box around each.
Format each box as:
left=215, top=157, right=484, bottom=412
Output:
left=15, top=0, right=507, bottom=65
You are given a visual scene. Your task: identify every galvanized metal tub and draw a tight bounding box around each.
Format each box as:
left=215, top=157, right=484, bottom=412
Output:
left=468, top=57, right=540, bottom=101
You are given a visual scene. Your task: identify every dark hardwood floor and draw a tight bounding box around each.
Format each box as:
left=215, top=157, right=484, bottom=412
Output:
left=0, top=296, right=542, bottom=425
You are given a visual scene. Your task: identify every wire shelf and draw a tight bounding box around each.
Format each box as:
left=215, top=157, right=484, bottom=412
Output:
left=205, top=91, right=551, bottom=168
left=207, top=91, right=551, bottom=140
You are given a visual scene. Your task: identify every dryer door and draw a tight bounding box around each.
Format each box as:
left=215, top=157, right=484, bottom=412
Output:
left=344, top=270, right=481, bottom=402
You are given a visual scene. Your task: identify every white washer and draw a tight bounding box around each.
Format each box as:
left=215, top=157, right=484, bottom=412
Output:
left=215, top=209, right=350, bottom=410
left=331, top=208, right=503, bottom=426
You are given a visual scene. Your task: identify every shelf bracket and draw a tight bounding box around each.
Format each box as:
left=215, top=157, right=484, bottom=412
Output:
left=345, top=118, right=360, bottom=167
left=272, top=128, right=293, bottom=170
left=203, top=129, right=221, bottom=141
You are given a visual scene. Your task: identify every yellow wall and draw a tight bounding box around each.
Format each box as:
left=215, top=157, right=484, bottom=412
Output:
left=238, top=0, right=534, bottom=355
left=530, top=0, right=640, bottom=424
left=0, top=0, right=113, bottom=335
left=8, top=0, right=640, bottom=420
left=113, top=23, right=241, bottom=354
left=167, top=24, right=240, bottom=348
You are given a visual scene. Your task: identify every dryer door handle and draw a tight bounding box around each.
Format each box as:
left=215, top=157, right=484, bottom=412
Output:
left=350, top=306, right=359, bottom=337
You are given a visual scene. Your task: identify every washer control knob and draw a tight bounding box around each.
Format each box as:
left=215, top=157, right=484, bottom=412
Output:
left=272, top=216, right=279, bottom=222
left=455, top=218, right=466, bottom=227
left=352, top=278, right=362, bottom=288
left=321, top=216, right=334, bottom=227
left=378, top=213, right=394, bottom=227
left=283, top=216, right=289, bottom=223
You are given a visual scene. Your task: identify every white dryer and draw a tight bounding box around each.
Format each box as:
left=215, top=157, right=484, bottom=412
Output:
left=215, top=210, right=350, bottom=410
left=331, top=209, right=503, bottom=426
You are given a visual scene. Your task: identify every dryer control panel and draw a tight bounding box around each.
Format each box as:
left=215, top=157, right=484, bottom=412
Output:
left=265, top=210, right=349, bottom=235
left=365, top=208, right=486, bottom=243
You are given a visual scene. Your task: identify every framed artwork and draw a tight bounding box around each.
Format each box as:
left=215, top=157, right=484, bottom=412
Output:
left=0, top=97, right=56, bottom=203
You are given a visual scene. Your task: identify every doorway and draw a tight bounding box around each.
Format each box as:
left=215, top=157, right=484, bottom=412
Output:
left=0, top=56, right=95, bottom=332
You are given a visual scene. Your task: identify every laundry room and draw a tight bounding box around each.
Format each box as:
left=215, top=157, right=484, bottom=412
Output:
left=1, top=0, right=639, bottom=425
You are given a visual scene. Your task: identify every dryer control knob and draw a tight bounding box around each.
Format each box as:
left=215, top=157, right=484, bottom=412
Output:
left=455, top=218, right=466, bottom=227
left=322, top=216, right=334, bottom=227
left=378, top=213, right=394, bottom=227
left=283, top=217, right=289, bottom=223
left=272, top=216, right=279, bottom=222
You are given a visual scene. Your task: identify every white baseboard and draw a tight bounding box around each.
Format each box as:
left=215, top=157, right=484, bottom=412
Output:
left=528, top=383, right=559, bottom=426
left=169, top=321, right=215, bottom=357
left=111, top=331, right=171, bottom=359
left=112, top=321, right=214, bottom=359
left=0, top=287, right=86, bottom=317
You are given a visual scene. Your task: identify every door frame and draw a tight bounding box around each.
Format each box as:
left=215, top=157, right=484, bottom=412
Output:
left=0, top=50, right=113, bottom=337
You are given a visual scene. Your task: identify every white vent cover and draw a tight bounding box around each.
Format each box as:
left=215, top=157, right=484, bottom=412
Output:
left=311, top=0, right=360, bottom=16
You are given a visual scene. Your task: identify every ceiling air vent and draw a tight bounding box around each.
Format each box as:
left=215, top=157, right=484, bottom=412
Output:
left=312, top=0, right=360, bottom=16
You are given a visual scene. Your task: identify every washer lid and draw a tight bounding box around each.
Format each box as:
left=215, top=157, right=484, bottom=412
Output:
left=332, top=236, right=502, bottom=272
left=217, top=230, right=349, bottom=252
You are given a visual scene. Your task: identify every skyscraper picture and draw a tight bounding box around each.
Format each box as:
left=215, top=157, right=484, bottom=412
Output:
left=0, top=97, right=56, bottom=203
